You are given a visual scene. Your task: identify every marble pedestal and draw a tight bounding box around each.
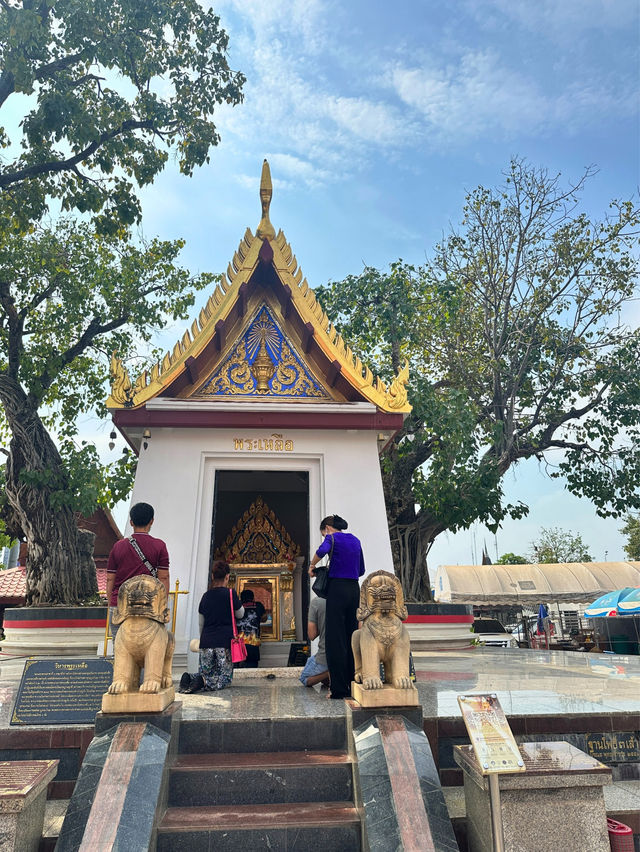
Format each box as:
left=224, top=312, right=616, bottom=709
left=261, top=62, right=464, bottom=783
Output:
left=351, top=682, right=419, bottom=708
left=101, top=686, right=175, bottom=714
left=0, top=759, right=59, bottom=852
left=454, top=741, right=612, bottom=852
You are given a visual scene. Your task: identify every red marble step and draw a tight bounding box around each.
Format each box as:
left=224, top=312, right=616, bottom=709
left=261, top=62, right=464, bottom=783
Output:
left=172, top=749, right=352, bottom=770
left=160, top=801, right=360, bottom=831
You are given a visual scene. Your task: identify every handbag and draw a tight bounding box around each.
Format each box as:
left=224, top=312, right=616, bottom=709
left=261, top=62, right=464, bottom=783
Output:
left=229, top=588, right=247, bottom=663
left=311, top=534, right=334, bottom=599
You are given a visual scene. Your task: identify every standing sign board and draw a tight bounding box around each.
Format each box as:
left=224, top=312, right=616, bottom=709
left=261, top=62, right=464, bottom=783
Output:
left=457, top=693, right=525, bottom=774
left=457, top=693, right=525, bottom=852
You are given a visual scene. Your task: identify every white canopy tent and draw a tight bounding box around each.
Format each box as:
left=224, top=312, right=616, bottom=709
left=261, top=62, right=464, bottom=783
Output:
left=434, top=562, right=640, bottom=606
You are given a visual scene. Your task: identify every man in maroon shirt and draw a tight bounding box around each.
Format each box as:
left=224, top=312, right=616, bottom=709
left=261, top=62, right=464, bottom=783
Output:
left=106, top=503, right=170, bottom=635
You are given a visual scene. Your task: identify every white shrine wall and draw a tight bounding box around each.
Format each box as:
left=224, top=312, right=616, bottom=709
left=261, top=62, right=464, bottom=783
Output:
left=129, top=424, right=393, bottom=665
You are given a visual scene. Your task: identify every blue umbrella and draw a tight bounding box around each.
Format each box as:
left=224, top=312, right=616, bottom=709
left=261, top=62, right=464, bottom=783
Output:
left=584, top=588, right=636, bottom=618
left=616, top=587, right=640, bottom=615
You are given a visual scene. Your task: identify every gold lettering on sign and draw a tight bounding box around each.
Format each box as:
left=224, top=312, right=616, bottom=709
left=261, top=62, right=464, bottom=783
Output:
left=233, top=433, right=294, bottom=452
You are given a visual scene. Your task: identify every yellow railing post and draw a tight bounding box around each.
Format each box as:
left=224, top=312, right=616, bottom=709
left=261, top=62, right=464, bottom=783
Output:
left=169, top=578, right=189, bottom=634
left=103, top=611, right=111, bottom=657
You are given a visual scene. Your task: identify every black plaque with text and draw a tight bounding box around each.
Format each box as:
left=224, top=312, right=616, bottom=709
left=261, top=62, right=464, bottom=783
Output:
left=585, top=731, right=640, bottom=763
left=11, top=658, right=114, bottom=725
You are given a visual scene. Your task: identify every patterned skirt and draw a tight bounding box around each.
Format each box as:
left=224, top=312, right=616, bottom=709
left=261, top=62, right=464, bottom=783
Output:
left=198, top=647, right=234, bottom=691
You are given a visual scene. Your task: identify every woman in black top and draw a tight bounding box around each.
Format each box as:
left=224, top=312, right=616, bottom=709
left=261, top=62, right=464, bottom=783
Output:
left=179, top=560, right=244, bottom=693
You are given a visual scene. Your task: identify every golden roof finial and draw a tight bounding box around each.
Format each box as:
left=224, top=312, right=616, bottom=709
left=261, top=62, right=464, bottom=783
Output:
left=256, top=159, right=276, bottom=240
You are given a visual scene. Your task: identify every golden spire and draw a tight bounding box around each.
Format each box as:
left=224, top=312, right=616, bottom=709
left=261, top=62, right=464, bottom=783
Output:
left=256, top=159, right=276, bottom=240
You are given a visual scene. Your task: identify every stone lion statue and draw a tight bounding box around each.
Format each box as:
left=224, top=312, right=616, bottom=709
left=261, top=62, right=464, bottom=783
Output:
left=352, top=570, right=413, bottom=690
left=108, top=575, right=175, bottom=695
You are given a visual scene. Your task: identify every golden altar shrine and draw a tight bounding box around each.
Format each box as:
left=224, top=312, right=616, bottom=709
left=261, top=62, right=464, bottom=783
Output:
left=215, top=496, right=302, bottom=642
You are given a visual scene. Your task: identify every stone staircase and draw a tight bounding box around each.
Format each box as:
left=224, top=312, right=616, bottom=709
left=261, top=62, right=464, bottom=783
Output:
left=157, top=715, right=362, bottom=850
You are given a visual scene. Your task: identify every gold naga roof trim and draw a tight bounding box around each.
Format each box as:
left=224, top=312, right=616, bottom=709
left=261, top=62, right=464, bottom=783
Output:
left=107, top=160, right=411, bottom=414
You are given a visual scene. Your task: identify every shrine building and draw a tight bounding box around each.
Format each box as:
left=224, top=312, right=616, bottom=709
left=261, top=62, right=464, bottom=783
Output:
left=108, top=161, right=410, bottom=666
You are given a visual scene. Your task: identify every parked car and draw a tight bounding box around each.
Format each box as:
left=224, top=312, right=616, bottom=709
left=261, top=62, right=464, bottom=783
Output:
left=471, top=618, right=516, bottom=648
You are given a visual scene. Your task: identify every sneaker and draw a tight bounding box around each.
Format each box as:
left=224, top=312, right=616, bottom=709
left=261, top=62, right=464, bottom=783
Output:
left=178, top=673, right=192, bottom=693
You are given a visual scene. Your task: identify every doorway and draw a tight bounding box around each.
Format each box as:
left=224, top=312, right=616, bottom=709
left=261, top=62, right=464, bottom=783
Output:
left=211, top=470, right=310, bottom=640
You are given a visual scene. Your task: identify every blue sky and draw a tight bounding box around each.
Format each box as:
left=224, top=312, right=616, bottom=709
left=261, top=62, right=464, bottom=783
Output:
left=103, top=0, right=639, bottom=565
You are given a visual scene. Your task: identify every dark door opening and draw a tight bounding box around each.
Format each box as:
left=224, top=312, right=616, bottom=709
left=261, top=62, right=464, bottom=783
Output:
left=211, top=470, right=310, bottom=639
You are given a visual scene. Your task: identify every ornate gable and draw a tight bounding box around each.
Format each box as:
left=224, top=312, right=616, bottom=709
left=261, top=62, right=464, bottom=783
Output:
left=195, top=305, right=329, bottom=400
left=215, top=496, right=300, bottom=563
left=107, top=160, right=410, bottom=414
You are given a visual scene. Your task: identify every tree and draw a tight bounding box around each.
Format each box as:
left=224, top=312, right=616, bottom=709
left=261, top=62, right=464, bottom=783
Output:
left=620, top=515, right=640, bottom=561
left=0, top=0, right=244, bottom=232
left=528, top=527, right=592, bottom=563
left=495, top=553, right=528, bottom=565
left=316, top=160, right=640, bottom=600
left=0, top=0, right=244, bottom=604
left=0, top=219, right=214, bottom=603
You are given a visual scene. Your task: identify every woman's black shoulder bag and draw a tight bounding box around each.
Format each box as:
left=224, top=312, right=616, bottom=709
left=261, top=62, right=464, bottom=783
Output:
left=311, top=534, right=334, bottom=599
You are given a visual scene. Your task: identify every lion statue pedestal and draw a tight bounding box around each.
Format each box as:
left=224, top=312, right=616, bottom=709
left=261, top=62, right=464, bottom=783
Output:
left=101, top=575, right=176, bottom=714
left=351, top=570, right=418, bottom=708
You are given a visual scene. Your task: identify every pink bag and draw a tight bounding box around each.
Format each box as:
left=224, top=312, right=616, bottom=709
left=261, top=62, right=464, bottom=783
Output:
left=230, top=589, right=247, bottom=663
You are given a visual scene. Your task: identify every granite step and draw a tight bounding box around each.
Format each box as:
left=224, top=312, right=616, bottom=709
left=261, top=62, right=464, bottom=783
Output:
left=178, top=715, right=347, bottom=754
left=168, top=750, right=353, bottom=807
left=157, top=801, right=362, bottom=852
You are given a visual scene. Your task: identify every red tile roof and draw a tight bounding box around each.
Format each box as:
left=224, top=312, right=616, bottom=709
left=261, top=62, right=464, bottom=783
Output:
left=0, top=566, right=107, bottom=606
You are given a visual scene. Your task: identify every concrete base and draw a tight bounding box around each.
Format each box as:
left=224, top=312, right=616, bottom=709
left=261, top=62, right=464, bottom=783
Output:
left=0, top=760, right=59, bottom=852
left=351, top=682, right=419, bottom=707
left=101, top=686, right=175, bottom=714
left=455, top=741, right=611, bottom=852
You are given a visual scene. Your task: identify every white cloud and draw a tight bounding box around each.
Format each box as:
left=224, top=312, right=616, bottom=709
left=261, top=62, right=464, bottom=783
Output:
left=205, top=0, right=638, bottom=179
left=473, top=0, right=638, bottom=38
left=389, top=49, right=637, bottom=142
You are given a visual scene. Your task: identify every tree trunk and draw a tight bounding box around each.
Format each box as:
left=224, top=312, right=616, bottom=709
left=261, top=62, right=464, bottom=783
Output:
left=0, top=375, right=97, bottom=605
left=389, top=519, right=437, bottom=602
left=382, top=453, right=440, bottom=602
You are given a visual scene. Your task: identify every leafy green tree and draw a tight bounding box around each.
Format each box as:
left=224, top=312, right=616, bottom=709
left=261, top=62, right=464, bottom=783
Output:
left=317, top=160, right=640, bottom=600
left=0, top=0, right=244, bottom=232
left=528, top=527, right=592, bottom=563
left=495, top=553, right=528, bottom=565
left=620, top=514, right=640, bottom=560
left=0, top=220, right=214, bottom=603
left=0, top=0, right=243, bottom=604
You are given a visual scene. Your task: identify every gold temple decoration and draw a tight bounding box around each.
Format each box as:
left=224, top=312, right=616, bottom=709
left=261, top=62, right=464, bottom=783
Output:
left=215, top=496, right=300, bottom=564
left=250, top=337, right=276, bottom=393
left=106, top=160, right=411, bottom=414
left=256, top=159, right=276, bottom=240
left=196, top=306, right=328, bottom=399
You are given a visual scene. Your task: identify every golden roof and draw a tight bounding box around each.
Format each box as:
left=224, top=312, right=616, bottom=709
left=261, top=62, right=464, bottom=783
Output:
left=107, top=161, right=410, bottom=413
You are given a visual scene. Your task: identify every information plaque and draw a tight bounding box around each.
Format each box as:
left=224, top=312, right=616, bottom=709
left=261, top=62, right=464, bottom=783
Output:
left=11, top=658, right=114, bottom=725
left=585, top=731, right=640, bottom=763
left=458, top=693, right=525, bottom=775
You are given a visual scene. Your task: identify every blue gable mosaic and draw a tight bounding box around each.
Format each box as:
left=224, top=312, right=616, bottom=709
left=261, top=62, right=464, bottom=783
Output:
left=196, top=306, right=329, bottom=399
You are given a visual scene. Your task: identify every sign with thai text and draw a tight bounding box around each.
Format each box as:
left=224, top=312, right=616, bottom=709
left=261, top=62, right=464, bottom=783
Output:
left=585, top=732, right=640, bottom=763
left=458, top=693, right=525, bottom=775
left=233, top=434, right=294, bottom=452
left=11, top=658, right=114, bottom=725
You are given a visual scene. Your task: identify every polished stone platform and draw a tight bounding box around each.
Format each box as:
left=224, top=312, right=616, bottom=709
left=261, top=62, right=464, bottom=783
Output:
left=2, top=647, right=639, bottom=849
left=2, top=647, right=639, bottom=729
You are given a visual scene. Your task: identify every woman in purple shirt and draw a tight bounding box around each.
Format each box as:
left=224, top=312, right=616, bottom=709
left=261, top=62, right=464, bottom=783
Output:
left=309, top=514, right=365, bottom=699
